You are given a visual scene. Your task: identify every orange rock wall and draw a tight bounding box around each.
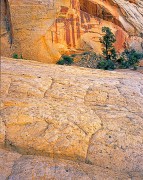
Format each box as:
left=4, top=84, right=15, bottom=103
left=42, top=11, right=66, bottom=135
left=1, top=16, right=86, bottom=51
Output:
left=0, top=0, right=13, bottom=57
left=0, top=0, right=143, bottom=63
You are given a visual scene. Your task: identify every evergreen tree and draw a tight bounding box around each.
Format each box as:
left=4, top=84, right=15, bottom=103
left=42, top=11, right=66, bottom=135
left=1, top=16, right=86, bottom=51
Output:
left=100, top=27, right=116, bottom=60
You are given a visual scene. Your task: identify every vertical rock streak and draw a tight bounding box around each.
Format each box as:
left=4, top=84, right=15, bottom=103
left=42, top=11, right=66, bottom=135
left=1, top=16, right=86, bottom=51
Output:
left=4, top=0, right=13, bottom=45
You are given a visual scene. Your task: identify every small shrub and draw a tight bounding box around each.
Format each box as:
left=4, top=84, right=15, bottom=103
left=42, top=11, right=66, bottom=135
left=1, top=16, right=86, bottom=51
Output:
left=118, top=49, right=143, bottom=69
left=57, top=59, right=65, bottom=65
left=20, top=54, right=23, bottom=59
left=12, top=53, right=24, bottom=60
left=119, top=61, right=130, bottom=69
left=57, top=55, right=73, bottom=65
left=13, top=53, right=18, bottom=59
left=70, top=54, right=77, bottom=57
left=97, top=59, right=115, bottom=70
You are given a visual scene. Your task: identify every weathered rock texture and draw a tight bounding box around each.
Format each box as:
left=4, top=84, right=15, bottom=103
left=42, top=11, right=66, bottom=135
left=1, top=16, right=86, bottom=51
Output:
left=1, top=57, right=143, bottom=178
left=0, top=0, right=143, bottom=63
left=1, top=148, right=141, bottom=180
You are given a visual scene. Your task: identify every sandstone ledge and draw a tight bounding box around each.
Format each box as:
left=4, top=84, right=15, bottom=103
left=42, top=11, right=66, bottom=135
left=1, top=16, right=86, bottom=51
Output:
left=1, top=57, right=143, bottom=176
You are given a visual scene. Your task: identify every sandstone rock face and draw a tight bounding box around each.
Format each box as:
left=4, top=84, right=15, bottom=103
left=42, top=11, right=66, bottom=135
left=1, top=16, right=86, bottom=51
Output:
left=0, top=0, right=143, bottom=63
left=139, top=60, right=143, bottom=67
left=0, top=149, right=21, bottom=180
left=1, top=57, right=143, bottom=176
left=0, top=0, right=13, bottom=57
left=113, top=0, right=143, bottom=33
left=1, top=148, right=139, bottom=180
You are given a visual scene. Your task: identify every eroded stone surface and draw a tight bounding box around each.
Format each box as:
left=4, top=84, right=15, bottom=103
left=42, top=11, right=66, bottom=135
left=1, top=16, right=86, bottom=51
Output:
left=1, top=57, right=143, bottom=174
left=0, top=149, right=21, bottom=180
left=1, top=148, right=142, bottom=180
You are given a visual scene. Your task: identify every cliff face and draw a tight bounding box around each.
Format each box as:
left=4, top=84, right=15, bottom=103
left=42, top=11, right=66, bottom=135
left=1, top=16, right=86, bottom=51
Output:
left=0, top=0, right=143, bottom=62
left=1, top=0, right=13, bottom=57
left=1, top=57, right=143, bottom=178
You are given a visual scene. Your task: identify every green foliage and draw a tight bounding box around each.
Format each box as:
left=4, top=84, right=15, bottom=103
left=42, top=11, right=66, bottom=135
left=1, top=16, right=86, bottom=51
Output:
left=97, top=59, right=115, bottom=70
left=73, top=48, right=142, bottom=71
left=110, top=48, right=117, bottom=60
left=57, top=59, right=65, bottom=65
left=100, top=27, right=116, bottom=60
left=118, top=49, right=143, bottom=69
left=12, top=53, right=24, bottom=59
left=70, top=54, right=77, bottom=57
left=97, top=26, right=142, bottom=71
left=97, top=27, right=116, bottom=70
left=13, top=53, right=19, bottom=59
left=57, top=55, right=73, bottom=65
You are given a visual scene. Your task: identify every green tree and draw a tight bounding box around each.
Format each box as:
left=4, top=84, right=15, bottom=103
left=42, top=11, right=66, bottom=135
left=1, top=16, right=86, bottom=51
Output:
left=57, top=55, right=73, bottom=65
left=100, top=27, right=116, bottom=60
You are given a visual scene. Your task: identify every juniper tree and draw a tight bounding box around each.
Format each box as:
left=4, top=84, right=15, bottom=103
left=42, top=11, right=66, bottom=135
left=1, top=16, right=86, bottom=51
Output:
left=100, top=27, right=116, bottom=60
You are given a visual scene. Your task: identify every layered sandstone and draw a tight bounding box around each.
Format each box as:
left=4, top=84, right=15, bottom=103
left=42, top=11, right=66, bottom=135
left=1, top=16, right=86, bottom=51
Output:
left=0, top=0, right=143, bottom=63
left=1, top=57, right=143, bottom=177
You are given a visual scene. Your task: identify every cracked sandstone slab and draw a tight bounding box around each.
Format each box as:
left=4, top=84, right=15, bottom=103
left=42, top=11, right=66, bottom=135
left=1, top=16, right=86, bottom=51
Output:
left=0, top=57, right=143, bottom=173
left=2, top=148, right=139, bottom=180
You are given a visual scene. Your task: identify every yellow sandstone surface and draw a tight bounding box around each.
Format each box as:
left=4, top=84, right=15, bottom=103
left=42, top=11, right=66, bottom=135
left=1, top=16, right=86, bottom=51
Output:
left=0, top=148, right=138, bottom=180
left=0, top=57, right=143, bottom=179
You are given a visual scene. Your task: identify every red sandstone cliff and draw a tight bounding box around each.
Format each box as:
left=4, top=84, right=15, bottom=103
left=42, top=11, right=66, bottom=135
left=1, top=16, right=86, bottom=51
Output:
left=1, top=0, right=143, bottom=63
